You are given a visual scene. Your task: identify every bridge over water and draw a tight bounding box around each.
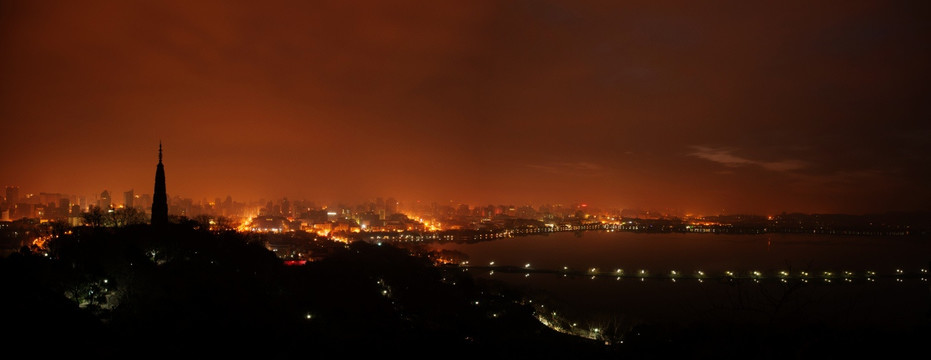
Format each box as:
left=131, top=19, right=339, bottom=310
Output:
left=446, top=264, right=930, bottom=283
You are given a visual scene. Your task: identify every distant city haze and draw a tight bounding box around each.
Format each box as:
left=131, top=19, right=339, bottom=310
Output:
left=2, top=1, right=929, bottom=216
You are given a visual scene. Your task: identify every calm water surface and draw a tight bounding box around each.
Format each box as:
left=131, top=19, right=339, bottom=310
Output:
left=428, top=231, right=931, bottom=329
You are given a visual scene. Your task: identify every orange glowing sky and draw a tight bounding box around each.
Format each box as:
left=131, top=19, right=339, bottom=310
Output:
left=1, top=0, right=930, bottom=215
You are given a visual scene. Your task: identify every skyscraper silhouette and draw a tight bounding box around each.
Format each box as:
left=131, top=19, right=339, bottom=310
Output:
left=98, top=190, right=111, bottom=211
left=151, top=142, right=168, bottom=226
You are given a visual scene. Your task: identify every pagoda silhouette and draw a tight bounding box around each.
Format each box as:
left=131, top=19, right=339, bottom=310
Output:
left=151, top=142, right=168, bottom=226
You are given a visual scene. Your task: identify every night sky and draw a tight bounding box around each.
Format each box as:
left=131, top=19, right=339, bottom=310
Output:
left=2, top=0, right=929, bottom=215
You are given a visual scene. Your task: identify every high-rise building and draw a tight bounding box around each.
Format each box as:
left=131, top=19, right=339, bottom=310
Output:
left=5, top=186, right=19, bottom=209
left=124, top=189, right=134, bottom=209
left=58, top=198, right=69, bottom=218
left=151, top=142, right=168, bottom=226
left=98, top=190, right=111, bottom=210
left=386, top=197, right=398, bottom=215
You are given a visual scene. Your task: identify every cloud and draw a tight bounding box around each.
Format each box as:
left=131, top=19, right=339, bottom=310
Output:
left=689, top=146, right=754, bottom=167
left=689, top=146, right=807, bottom=173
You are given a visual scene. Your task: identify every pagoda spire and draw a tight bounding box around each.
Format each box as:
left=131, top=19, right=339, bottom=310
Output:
left=151, top=142, right=168, bottom=226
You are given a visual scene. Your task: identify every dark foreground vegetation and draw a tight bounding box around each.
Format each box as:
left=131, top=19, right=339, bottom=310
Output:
left=2, top=224, right=613, bottom=358
left=2, top=223, right=929, bottom=359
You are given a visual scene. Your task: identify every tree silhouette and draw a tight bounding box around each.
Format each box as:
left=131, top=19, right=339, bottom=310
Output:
left=82, top=206, right=105, bottom=227
left=107, top=207, right=147, bottom=227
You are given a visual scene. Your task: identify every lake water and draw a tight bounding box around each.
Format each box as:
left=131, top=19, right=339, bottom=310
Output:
left=428, top=231, right=931, bottom=332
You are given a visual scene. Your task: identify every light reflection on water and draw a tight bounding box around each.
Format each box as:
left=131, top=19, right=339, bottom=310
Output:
left=429, top=231, right=931, bottom=329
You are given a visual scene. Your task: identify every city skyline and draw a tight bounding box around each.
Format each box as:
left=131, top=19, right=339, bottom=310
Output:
left=2, top=1, right=930, bottom=216
left=5, top=179, right=929, bottom=221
